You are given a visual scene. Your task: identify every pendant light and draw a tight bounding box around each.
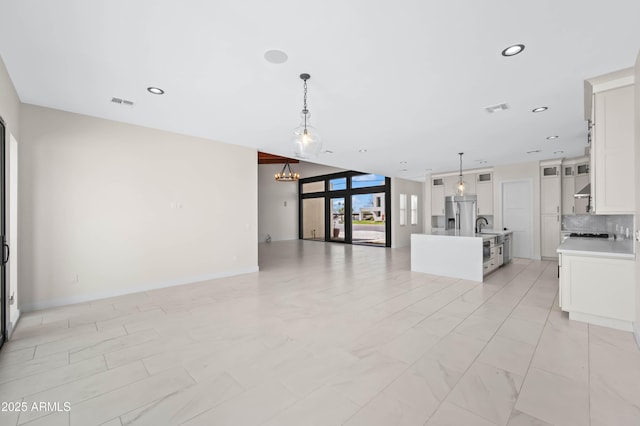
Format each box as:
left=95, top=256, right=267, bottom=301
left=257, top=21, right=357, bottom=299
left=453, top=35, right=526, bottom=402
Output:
left=292, top=73, right=322, bottom=158
left=275, top=162, right=300, bottom=182
left=456, top=152, right=466, bottom=196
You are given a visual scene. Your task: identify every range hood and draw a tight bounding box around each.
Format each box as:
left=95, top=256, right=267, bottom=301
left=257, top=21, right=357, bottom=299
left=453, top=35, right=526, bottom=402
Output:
left=574, top=183, right=591, bottom=198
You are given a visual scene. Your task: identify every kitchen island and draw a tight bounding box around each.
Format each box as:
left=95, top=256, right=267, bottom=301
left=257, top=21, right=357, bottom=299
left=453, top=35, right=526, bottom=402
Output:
left=411, top=231, right=489, bottom=282
left=557, top=237, right=635, bottom=331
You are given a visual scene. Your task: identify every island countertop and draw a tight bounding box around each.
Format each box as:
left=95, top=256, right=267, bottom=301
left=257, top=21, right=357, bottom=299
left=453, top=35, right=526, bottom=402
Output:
left=557, top=237, right=634, bottom=259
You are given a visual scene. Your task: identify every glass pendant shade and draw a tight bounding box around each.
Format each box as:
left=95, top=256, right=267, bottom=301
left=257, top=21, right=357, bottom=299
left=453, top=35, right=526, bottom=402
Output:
left=293, top=110, right=322, bottom=158
left=455, top=179, right=466, bottom=196
left=455, top=152, right=465, bottom=195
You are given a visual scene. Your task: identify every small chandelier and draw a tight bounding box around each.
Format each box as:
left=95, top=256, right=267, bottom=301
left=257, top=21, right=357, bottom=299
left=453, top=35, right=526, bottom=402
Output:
left=456, top=152, right=466, bottom=196
left=275, top=162, right=300, bottom=182
left=293, top=73, right=322, bottom=158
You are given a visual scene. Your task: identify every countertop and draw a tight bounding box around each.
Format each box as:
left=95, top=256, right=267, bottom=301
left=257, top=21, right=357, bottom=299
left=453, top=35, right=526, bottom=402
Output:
left=557, top=237, right=635, bottom=259
left=479, top=229, right=514, bottom=236
left=423, top=230, right=496, bottom=241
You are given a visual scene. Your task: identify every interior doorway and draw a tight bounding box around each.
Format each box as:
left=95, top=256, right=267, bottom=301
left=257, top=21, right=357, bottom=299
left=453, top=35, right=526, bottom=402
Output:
left=502, top=179, right=533, bottom=259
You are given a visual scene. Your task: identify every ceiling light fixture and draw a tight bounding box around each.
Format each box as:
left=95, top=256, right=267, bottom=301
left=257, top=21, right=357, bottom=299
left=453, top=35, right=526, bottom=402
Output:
left=501, top=44, right=525, bottom=57
left=147, top=87, right=164, bottom=95
left=274, top=162, right=300, bottom=182
left=293, top=73, right=322, bottom=158
left=456, top=152, right=466, bottom=196
left=526, top=149, right=541, bottom=154
left=358, top=149, right=367, bottom=153
left=546, top=135, right=559, bottom=140
left=264, top=49, right=288, bottom=64
left=554, top=151, right=564, bottom=155
left=532, top=107, right=548, bottom=113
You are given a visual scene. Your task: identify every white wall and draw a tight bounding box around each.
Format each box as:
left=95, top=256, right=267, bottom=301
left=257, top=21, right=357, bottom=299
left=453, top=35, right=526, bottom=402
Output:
left=493, top=161, right=541, bottom=259
left=0, top=55, right=21, bottom=336
left=391, top=178, right=424, bottom=248
left=257, top=161, right=344, bottom=242
left=19, top=104, right=258, bottom=311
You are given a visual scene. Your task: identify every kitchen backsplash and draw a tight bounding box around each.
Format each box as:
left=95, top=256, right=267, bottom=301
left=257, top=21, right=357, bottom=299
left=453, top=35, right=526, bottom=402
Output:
left=562, top=214, right=634, bottom=236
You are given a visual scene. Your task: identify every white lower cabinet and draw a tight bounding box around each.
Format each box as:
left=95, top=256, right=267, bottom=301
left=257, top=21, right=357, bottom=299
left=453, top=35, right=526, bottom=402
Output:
left=558, top=252, right=635, bottom=330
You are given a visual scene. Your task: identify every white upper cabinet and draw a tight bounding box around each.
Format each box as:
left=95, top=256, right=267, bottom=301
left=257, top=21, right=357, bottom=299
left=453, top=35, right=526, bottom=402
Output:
left=476, top=173, right=493, bottom=215
left=561, top=165, right=575, bottom=215
left=586, top=68, right=635, bottom=214
left=431, top=178, right=445, bottom=216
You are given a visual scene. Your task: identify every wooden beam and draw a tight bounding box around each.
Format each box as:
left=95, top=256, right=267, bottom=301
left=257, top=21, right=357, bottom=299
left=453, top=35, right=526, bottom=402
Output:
left=257, top=151, right=300, bottom=164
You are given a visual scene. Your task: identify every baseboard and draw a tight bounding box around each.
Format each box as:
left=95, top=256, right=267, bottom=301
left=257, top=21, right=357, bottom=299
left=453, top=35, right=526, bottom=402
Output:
left=634, top=322, right=640, bottom=350
left=7, top=309, right=20, bottom=340
left=21, top=266, right=260, bottom=312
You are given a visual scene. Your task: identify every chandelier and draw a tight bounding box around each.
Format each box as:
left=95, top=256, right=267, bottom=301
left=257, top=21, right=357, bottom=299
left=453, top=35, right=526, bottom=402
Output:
left=275, top=162, right=300, bottom=182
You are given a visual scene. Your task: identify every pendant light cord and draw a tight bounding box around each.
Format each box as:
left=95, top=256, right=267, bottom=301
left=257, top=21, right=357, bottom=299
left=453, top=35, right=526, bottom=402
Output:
left=303, top=78, right=308, bottom=132
left=459, top=152, right=463, bottom=178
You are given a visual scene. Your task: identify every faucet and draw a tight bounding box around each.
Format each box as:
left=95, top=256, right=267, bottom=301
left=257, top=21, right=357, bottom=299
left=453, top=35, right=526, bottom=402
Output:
left=476, top=216, right=489, bottom=233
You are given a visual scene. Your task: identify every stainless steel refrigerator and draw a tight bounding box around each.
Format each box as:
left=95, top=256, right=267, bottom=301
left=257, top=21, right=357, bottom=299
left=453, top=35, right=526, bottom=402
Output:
left=445, top=195, right=477, bottom=235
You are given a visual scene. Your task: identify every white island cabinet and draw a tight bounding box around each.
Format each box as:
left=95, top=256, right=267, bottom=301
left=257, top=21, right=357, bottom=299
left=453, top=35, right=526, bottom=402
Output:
left=558, top=238, right=635, bottom=331
left=411, top=233, right=484, bottom=282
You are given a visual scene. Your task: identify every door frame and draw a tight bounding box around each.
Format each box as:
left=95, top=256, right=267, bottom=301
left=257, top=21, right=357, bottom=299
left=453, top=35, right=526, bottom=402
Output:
left=0, top=115, right=6, bottom=349
left=501, top=178, right=535, bottom=259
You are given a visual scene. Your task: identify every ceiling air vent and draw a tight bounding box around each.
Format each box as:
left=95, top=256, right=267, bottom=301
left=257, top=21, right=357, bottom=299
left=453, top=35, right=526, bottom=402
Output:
left=484, top=103, right=510, bottom=113
left=111, top=97, right=135, bottom=107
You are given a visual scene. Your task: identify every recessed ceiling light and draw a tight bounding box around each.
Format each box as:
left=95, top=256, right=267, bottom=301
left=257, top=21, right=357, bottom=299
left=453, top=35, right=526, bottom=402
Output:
left=147, top=87, right=164, bottom=95
left=526, top=149, right=541, bottom=154
left=546, top=135, right=559, bottom=140
left=400, top=169, right=408, bottom=172
left=324, top=150, right=333, bottom=154
left=554, top=151, right=564, bottom=154
left=425, top=168, right=432, bottom=172
left=400, top=161, right=407, bottom=164
left=532, top=107, right=548, bottom=113
left=358, top=149, right=367, bottom=153
left=264, top=49, right=288, bottom=64
left=501, top=44, right=525, bottom=57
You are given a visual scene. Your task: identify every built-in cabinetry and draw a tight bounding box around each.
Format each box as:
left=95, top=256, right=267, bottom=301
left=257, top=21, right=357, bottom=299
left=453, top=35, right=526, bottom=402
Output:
left=561, top=157, right=590, bottom=215
left=540, top=161, right=561, bottom=259
left=585, top=68, right=635, bottom=214
left=431, top=178, right=445, bottom=216
left=430, top=169, right=493, bottom=228
left=476, top=172, right=493, bottom=215
left=559, top=252, right=634, bottom=331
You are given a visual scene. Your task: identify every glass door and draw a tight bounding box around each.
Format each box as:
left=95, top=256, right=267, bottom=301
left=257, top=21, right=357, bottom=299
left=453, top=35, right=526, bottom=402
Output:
left=351, top=192, right=386, bottom=246
left=330, top=198, right=345, bottom=241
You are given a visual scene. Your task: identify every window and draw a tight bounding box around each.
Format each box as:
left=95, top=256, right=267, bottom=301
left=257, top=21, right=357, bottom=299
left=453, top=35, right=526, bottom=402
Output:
left=399, top=194, right=407, bottom=226
left=329, top=177, right=347, bottom=190
left=410, top=195, right=418, bottom=225
left=302, top=181, right=325, bottom=194
left=352, top=174, right=385, bottom=189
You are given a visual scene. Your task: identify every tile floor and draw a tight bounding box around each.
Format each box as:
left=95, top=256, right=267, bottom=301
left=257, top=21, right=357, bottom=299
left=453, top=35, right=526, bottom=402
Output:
left=0, top=240, right=639, bottom=425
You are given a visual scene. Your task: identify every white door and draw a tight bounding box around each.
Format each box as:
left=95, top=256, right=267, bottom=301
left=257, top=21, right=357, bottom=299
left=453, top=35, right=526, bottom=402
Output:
left=502, top=180, right=533, bottom=259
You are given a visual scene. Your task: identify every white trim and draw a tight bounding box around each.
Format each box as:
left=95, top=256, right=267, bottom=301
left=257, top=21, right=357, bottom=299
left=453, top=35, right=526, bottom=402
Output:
left=20, top=266, right=259, bottom=312
left=7, top=309, right=20, bottom=340
left=569, top=311, right=633, bottom=332
left=634, top=322, right=640, bottom=349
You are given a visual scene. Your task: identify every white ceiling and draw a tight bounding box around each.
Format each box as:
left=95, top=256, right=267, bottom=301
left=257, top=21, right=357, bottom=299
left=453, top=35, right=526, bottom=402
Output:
left=1, top=0, right=639, bottom=180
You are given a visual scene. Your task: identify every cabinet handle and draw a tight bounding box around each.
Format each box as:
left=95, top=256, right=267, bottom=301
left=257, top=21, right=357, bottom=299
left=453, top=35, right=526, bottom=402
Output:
left=557, top=215, right=559, bottom=222
left=572, top=206, right=574, bottom=213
